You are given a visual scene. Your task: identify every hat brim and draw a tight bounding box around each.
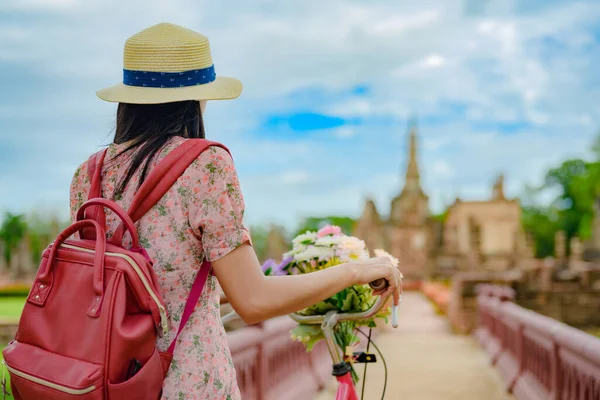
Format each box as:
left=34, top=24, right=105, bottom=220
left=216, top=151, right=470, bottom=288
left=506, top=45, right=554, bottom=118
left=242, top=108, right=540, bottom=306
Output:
left=96, top=76, right=242, bottom=104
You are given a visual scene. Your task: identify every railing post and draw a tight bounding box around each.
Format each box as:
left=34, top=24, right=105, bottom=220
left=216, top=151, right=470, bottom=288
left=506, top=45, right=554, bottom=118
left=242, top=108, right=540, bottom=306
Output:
left=549, top=341, right=560, bottom=400
left=510, top=310, right=525, bottom=392
left=256, top=321, right=265, bottom=400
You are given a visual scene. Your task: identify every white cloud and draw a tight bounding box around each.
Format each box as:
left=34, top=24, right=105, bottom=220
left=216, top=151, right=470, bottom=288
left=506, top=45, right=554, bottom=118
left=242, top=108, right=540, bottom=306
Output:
left=420, top=54, right=446, bottom=68
left=1, top=0, right=600, bottom=230
left=369, top=10, right=440, bottom=36
left=1, top=0, right=79, bottom=10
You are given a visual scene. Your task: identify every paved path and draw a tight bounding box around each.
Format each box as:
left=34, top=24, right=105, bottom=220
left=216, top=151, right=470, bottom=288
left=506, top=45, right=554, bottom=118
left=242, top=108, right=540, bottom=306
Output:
left=316, top=292, right=513, bottom=400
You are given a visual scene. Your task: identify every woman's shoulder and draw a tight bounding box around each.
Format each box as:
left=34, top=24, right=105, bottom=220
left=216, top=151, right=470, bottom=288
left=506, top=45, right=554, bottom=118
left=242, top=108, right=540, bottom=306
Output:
left=71, top=159, right=91, bottom=190
left=185, top=140, right=236, bottom=177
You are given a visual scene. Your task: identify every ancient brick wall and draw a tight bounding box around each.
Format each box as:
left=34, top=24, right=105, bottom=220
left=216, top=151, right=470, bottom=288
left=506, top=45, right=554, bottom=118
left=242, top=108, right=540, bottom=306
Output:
left=447, top=266, right=600, bottom=335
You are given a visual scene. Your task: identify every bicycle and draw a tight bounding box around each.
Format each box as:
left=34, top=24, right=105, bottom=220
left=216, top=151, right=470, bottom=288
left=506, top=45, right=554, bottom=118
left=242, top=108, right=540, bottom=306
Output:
left=222, top=278, right=401, bottom=400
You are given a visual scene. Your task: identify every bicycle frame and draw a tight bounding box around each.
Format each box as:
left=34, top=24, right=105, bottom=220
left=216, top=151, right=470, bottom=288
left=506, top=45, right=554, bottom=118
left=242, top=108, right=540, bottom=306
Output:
left=221, top=290, right=401, bottom=400
left=289, top=295, right=392, bottom=400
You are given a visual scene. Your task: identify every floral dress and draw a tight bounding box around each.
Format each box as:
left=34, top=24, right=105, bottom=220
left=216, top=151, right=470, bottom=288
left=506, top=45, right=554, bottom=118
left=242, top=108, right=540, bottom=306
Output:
left=69, top=136, right=251, bottom=399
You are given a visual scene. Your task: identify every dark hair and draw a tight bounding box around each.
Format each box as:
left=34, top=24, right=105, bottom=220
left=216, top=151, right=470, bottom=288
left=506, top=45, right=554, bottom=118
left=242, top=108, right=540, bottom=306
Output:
left=111, top=100, right=205, bottom=198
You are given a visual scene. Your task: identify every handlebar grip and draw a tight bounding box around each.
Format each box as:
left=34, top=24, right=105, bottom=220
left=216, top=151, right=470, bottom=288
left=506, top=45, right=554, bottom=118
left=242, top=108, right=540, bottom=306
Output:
left=391, top=305, right=399, bottom=328
left=369, top=278, right=388, bottom=291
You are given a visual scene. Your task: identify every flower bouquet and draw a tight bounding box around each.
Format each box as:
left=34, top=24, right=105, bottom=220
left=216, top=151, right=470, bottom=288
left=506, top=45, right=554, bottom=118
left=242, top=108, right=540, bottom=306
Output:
left=261, top=225, right=398, bottom=382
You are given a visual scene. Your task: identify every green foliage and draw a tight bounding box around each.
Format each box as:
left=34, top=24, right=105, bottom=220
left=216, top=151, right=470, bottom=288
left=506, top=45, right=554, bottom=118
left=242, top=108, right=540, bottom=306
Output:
left=545, top=159, right=599, bottom=240
left=26, top=213, right=66, bottom=265
left=520, top=132, right=600, bottom=257
left=290, top=324, right=324, bottom=352
left=249, top=225, right=269, bottom=262
left=0, top=213, right=28, bottom=263
left=0, top=346, right=11, bottom=400
left=0, top=212, right=67, bottom=268
left=293, top=216, right=356, bottom=237
left=431, top=211, right=448, bottom=223
left=521, top=205, right=560, bottom=258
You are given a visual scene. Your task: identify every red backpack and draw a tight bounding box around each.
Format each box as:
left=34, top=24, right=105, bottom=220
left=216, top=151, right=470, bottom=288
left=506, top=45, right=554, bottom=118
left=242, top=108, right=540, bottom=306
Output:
left=2, top=139, right=229, bottom=399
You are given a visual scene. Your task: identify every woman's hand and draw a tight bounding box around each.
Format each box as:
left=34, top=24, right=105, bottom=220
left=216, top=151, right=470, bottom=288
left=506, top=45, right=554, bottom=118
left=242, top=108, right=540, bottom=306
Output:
left=350, top=256, right=402, bottom=306
left=214, top=244, right=402, bottom=325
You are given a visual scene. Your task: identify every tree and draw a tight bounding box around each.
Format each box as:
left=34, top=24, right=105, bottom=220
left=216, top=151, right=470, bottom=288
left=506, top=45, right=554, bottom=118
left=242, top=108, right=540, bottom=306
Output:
left=0, top=213, right=28, bottom=265
left=293, top=216, right=356, bottom=238
left=521, top=132, right=600, bottom=257
left=521, top=205, right=560, bottom=258
left=544, top=159, right=599, bottom=242
left=26, top=213, right=66, bottom=265
left=431, top=211, right=448, bottom=223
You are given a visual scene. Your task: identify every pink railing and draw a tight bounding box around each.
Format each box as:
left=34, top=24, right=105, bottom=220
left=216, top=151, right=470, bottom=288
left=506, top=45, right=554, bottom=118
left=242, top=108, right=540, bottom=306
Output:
left=227, top=316, right=331, bottom=400
left=476, top=284, right=600, bottom=400
left=421, top=281, right=450, bottom=314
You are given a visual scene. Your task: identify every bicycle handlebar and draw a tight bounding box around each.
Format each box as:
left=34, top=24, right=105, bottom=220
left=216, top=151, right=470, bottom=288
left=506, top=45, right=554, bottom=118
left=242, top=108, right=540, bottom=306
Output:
left=289, top=291, right=389, bottom=325
left=221, top=279, right=401, bottom=327
left=290, top=276, right=399, bottom=323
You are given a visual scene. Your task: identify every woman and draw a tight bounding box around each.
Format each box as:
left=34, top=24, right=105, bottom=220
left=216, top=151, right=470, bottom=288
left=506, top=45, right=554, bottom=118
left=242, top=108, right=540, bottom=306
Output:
left=70, top=23, right=401, bottom=400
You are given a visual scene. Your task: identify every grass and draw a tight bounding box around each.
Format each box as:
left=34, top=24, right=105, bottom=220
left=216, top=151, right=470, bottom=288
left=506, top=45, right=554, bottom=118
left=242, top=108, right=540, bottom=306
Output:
left=0, top=297, right=26, bottom=321
left=0, top=297, right=26, bottom=400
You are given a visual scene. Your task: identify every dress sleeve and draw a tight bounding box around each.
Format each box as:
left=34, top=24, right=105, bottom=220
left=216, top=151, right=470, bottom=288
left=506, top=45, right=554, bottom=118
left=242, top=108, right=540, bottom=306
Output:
left=69, top=162, right=89, bottom=223
left=188, top=146, right=252, bottom=262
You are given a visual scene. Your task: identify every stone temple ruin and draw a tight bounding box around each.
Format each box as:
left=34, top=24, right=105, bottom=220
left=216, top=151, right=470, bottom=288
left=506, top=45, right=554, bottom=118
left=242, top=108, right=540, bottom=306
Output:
left=352, top=122, right=600, bottom=330
left=353, top=121, right=528, bottom=282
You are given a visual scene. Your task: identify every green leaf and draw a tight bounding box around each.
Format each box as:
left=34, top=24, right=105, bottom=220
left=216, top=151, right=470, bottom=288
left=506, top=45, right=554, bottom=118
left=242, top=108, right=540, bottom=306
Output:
left=341, top=292, right=358, bottom=311
left=291, top=324, right=324, bottom=352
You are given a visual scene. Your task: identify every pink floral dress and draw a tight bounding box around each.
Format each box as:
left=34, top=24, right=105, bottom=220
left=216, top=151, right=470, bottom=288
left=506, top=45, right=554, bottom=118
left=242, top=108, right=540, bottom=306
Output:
left=69, top=136, right=250, bottom=399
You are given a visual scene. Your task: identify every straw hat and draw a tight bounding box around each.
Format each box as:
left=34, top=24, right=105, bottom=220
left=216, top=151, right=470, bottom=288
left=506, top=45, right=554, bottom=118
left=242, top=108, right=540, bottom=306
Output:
left=97, top=23, right=242, bottom=104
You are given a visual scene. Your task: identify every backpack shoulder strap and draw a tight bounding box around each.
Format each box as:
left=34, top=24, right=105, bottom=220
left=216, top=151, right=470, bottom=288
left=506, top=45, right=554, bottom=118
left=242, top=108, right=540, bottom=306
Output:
left=82, top=149, right=108, bottom=238
left=111, top=138, right=231, bottom=356
left=130, top=138, right=230, bottom=223
left=166, top=259, right=211, bottom=355
left=111, top=138, right=230, bottom=243
left=87, top=149, right=108, bottom=200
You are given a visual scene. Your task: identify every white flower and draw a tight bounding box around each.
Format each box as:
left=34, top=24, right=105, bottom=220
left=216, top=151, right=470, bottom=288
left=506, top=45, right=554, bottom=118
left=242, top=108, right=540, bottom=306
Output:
left=292, top=231, right=317, bottom=247
left=315, top=235, right=344, bottom=247
left=374, top=249, right=399, bottom=268
left=336, top=244, right=369, bottom=262
left=337, top=236, right=367, bottom=253
left=294, top=245, right=335, bottom=262
left=357, top=249, right=370, bottom=260
left=284, top=244, right=307, bottom=257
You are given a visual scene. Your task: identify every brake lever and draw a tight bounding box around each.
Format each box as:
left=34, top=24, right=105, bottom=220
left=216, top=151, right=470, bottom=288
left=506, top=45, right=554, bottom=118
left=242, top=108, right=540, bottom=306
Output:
left=369, top=279, right=400, bottom=328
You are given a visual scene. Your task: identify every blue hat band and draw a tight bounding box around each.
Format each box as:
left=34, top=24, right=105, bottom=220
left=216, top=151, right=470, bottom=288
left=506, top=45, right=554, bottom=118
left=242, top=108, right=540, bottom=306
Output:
left=123, top=65, right=216, bottom=88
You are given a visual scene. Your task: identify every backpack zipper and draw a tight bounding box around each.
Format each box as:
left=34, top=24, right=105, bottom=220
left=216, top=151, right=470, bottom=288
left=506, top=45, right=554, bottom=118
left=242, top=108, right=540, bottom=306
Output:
left=59, top=244, right=169, bottom=336
left=3, top=361, right=96, bottom=395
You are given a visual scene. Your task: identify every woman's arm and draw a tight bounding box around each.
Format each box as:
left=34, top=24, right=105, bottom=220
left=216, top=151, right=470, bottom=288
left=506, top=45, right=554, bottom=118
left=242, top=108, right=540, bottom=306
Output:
left=219, top=293, right=229, bottom=305
left=187, top=147, right=400, bottom=323
left=212, top=243, right=400, bottom=325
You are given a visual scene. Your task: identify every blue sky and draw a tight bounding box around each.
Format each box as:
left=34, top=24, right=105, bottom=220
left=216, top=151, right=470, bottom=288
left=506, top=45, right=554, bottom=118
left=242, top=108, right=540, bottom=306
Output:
left=1, top=0, right=600, bottom=229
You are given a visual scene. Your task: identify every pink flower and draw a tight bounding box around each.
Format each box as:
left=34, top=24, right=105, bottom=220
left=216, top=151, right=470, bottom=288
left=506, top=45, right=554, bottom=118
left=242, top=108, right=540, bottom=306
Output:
left=317, top=225, right=342, bottom=238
